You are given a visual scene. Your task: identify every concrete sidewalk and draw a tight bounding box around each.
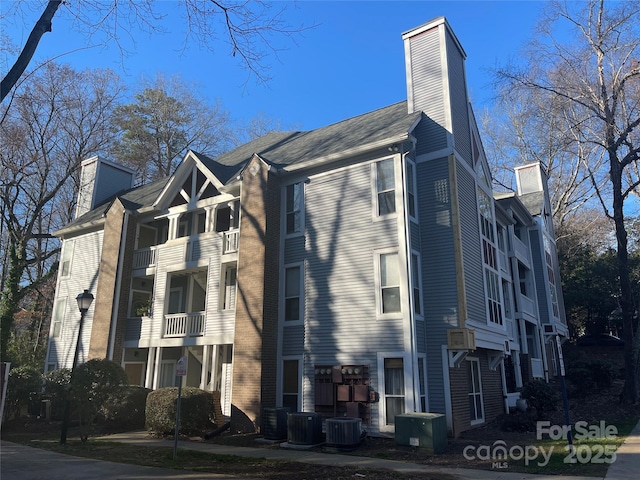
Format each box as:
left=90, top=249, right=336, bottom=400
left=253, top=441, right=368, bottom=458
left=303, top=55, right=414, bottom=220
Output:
left=95, top=428, right=640, bottom=480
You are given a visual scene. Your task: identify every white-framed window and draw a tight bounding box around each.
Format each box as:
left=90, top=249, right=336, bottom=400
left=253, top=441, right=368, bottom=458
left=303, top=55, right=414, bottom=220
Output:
left=410, top=251, right=423, bottom=318
left=50, top=298, right=66, bottom=338
left=467, top=358, right=484, bottom=424
left=381, top=356, right=406, bottom=430
left=543, top=236, right=560, bottom=318
left=285, top=182, right=304, bottom=235
left=284, top=264, right=303, bottom=322
left=376, top=251, right=401, bottom=315
left=405, top=160, right=417, bottom=219
left=478, top=187, right=503, bottom=326
left=281, top=357, right=301, bottom=411
left=374, top=158, right=396, bottom=216
left=220, top=264, right=237, bottom=311
left=60, top=240, right=74, bottom=277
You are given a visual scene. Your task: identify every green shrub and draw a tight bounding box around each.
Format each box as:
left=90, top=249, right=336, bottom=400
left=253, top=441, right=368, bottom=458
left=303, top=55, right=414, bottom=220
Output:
left=521, top=380, right=560, bottom=419
left=4, top=366, right=42, bottom=420
left=497, top=410, right=537, bottom=432
left=43, top=368, right=71, bottom=420
left=145, top=387, right=215, bottom=436
left=97, top=385, right=151, bottom=431
left=70, top=359, right=128, bottom=440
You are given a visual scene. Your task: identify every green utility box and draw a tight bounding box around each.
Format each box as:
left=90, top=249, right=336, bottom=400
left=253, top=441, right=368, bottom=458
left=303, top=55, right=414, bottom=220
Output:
left=394, top=413, right=447, bottom=453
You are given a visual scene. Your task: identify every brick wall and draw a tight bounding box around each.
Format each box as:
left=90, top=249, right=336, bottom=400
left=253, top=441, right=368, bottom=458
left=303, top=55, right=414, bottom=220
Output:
left=89, top=199, right=125, bottom=360
left=231, top=156, right=279, bottom=432
left=449, top=349, right=506, bottom=437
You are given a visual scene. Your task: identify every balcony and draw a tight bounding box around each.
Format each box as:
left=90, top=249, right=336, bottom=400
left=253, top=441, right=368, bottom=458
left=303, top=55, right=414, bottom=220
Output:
left=531, top=358, right=544, bottom=378
left=517, top=294, right=536, bottom=318
left=164, top=312, right=205, bottom=338
left=133, top=246, right=157, bottom=269
left=511, top=236, right=530, bottom=267
left=223, top=229, right=239, bottom=254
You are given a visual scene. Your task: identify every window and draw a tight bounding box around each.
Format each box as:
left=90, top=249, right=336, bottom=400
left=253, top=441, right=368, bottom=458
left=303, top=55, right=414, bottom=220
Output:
left=51, top=299, right=66, bottom=338
left=282, top=359, right=300, bottom=411
left=284, top=265, right=302, bottom=321
left=379, top=252, right=401, bottom=314
left=384, top=358, right=405, bottom=425
left=221, top=265, right=237, bottom=311
left=411, top=252, right=422, bottom=317
left=468, top=358, right=484, bottom=424
left=375, top=159, right=395, bottom=215
left=285, top=183, right=303, bottom=235
left=478, top=188, right=503, bottom=326
left=60, top=240, right=74, bottom=277
left=544, top=237, right=560, bottom=318
left=418, top=356, right=427, bottom=412
left=406, top=161, right=416, bottom=218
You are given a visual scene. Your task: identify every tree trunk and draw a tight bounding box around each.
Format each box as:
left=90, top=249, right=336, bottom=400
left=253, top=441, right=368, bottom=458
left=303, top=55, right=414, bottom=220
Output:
left=610, top=150, right=639, bottom=404
left=0, top=241, right=27, bottom=362
left=1, top=0, right=62, bottom=102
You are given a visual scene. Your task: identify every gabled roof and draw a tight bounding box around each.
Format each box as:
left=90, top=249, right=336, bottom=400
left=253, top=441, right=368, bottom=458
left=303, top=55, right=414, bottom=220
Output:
left=55, top=178, right=169, bottom=237
left=57, top=101, right=420, bottom=235
left=210, top=101, right=420, bottom=177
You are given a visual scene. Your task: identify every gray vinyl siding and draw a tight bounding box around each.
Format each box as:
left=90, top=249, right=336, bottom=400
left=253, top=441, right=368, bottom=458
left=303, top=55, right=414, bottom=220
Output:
left=416, top=321, right=427, bottom=353
left=410, top=222, right=421, bottom=250
left=282, top=325, right=304, bottom=356
left=284, top=236, right=306, bottom=264
left=48, top=231, right=104, bottom=369
left=457, top=165, right=485, bottom=323
left=407, top=32, right=448, bottom=155
left=294, top=160, right=406, bottom=430
left=416, top=157, right=459, bottom=414
left=294, top=160, right=405, bottom=364
left=529, top=232, right=550, bottom=324
left=446, top=34, right=472, bottom=166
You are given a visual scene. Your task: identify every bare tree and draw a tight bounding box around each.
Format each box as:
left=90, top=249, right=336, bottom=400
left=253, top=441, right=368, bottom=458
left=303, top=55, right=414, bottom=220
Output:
left=1, top=0, right=304, bottom=102
left=0, top=63, right=124, bottom=361
left=496, top=0, right=640, bottom=403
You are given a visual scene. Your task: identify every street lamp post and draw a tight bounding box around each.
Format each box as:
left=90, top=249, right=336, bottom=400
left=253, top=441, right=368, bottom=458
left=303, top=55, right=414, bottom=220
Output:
left=60, top=289, right=94, bottom=445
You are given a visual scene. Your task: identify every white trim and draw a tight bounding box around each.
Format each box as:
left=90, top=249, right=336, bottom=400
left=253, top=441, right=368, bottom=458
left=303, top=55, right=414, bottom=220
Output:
left=376, top=352, right=413, bottom=433
left=282, top=181, right=305, bottom=239
left=467, top=357, right=485, bottom=426
left=373, top=248, right=403, bottom=319
left=279, top=356, right=302, bottom=411
left=281, top=262, right=304, bottom=326
left=371, top=157, right=399, bottom=221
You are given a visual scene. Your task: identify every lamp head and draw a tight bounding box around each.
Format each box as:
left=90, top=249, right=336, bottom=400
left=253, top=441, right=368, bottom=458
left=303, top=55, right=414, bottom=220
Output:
left=76, top=289, right=94, bottom=313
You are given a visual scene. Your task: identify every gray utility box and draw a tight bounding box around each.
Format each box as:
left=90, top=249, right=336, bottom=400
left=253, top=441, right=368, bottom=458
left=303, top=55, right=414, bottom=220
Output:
left=394, top=413, right=447, bottom=453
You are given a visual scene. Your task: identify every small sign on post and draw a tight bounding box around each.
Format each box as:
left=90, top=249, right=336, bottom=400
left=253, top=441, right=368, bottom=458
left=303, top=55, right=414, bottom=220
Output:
left=173, top=356, right=187, bottom=460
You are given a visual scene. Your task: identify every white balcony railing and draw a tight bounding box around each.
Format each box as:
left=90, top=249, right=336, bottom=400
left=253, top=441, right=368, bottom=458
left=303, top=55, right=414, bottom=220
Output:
left=133, top=246, right=157, bottom=269
left=164, top=312, right=205, bottom=338
left=531, top=358, right=544, bottom=378
left=499, top=249, right=509, bottom=274
left=518, top=294, right=536, bottom=318
left=512, top=236, right=529, bottom=264
left=223, top=229, right=239, bottom=254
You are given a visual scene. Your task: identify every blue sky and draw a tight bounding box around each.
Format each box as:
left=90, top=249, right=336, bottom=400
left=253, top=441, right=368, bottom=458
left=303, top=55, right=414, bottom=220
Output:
left=3, top=1, right=546, bottom=131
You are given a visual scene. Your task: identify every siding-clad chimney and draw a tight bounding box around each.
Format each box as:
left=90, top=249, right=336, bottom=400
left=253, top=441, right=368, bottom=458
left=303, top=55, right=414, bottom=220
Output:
left=403, top=17, right=472, bottom=162
left=76, top=157, right=135, bottom=219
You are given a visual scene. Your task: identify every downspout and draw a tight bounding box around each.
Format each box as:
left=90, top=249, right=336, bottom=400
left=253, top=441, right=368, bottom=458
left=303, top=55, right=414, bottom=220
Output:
left=107, top=209, right=130, bottom=361
left=400, top=145, right=420, bottom=413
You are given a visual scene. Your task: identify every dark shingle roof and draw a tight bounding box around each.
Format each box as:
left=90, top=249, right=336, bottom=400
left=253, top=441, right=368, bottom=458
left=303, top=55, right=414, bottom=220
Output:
left=60, top=101, right=419, bottom=234
left=209, top=101, right=420, bottom=174
left=518, top=191, right=545, bottom=216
